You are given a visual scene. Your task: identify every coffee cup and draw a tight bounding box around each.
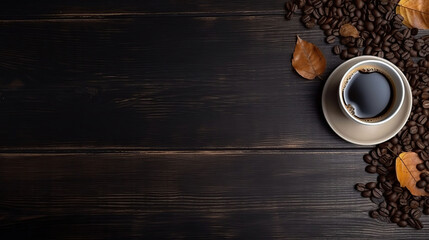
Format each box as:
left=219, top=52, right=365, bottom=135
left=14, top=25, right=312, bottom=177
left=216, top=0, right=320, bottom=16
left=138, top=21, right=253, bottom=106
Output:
left=338, top=59, right=405, bottom=125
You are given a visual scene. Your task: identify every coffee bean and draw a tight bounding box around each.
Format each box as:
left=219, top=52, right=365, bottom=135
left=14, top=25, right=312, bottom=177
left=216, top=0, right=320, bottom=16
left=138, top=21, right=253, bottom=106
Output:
left=364, top=21, right=374, bottom=31
left=417, top=180, right=427, bottom=188
left=348, top=47, right=358, bottom=55
left=369, top=210, right=379, bottom=218
left=317, top=16, right=327, bottom=25
left=347, top=4, right=356, bottom=13
left=404, top=39, right=414, bottom=48
left=321, top=24, right=330, bottom=30
left=301, top=14, right=311, bottom=23
left=407, top=218, right=417, bottom=228
left=392, top=216, right=401, bottom=223
left=411, top=209, right=422, bottom=219
left=392, top=19, right=403, bottom=28
left=420, top=151, right=429, bottom=161
left=394, top=31, right=404, bottom=41
left=402, top=52, right=411, bottom=61
left=362, top=190, right=372, bottom=198
left=409, top=126, right=418, bottom=134
left=326, top=35, right=335, bottom=44
left=425, top=160, right=429, bottom=170
left=355, top=183, right=366, bottom=192
left=418, top=115, right=428, bottom=125
left=388, top=192, right=399, bottom=202
left=313, top=0, right=322, bottom=8
left=399, top=198, right=408, bottom=206
left=401, top=213, right=410, bottom=220
left=379, top=207, right=389, bottom=217
left=385, top=52, right=394, bottom=59
left=362, top=154, right=372, bottom=164
left=403, top=28, right=411, bottom=39
left=305, top=21, right=316, bottom=29
left=354, top=0, right=364, bottom=9
left=382, top=181, right=392, bottom=191
left=366, top=182, right=377, bottom=190
left=391, top=43, right=400, bottom=51
left=398, top=220, right=408, bottom=227
left=385, top=11, right=394, bottom=21
left=377, top=166, right=388, bottom=175
left=363, top=46, right=372, bottom=55
left=303, top=5, right=314, bottom=14
left=372, top=188, right=383, bottom=198
left=423, top=101, right=429, bottom=108
left=415, top=219, right=423, bottom=230
left=340, top=49, right=348, bottom=60
left=413, top=134, right=420, bottom=141
left=411, top=200, right=420, bottom=209
left=332, top=45, right=341, bottom=55
left=371, top=196, right=385, bottom=205
left=417, top=140, right=426, bottom=150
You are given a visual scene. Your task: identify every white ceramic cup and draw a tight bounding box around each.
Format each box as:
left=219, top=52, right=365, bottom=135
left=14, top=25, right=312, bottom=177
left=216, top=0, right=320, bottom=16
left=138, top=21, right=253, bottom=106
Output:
left=338, top=59, right=405, bottom=125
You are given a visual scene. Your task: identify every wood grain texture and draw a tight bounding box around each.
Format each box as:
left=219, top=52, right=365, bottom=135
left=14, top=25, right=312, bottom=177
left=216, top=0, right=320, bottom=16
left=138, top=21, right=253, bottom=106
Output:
left=0, top=16, right=355, bottom=149
left=0, top=0, right=284, bottom=17
left=2, top=150, right=427, bottom=239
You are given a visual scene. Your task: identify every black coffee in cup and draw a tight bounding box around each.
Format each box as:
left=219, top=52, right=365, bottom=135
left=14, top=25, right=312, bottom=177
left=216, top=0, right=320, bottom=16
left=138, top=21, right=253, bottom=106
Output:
left=342, top=67, right=394, bottom=120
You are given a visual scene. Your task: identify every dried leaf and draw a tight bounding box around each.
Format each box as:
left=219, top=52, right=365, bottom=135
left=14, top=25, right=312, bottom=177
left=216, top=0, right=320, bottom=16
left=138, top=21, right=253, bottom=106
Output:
left=339, top=24, right=360, bottom=38
left=396, top=0, right=429, bottom=29
left=291, top=36, right=326, bottom=80
left=395, top=152, right=429, bottom=196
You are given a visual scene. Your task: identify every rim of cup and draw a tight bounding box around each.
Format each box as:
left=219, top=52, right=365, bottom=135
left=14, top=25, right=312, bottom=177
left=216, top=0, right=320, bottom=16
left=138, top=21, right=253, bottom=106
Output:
left=338, top=59, right=405, bottom=126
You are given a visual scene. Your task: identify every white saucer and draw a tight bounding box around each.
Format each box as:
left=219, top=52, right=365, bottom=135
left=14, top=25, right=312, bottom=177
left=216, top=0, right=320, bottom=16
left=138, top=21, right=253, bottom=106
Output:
left=322, top=56, right=412, bottom=145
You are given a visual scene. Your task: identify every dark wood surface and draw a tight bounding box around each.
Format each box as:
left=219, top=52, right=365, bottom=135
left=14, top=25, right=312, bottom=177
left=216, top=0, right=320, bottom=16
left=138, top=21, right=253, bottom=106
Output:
left=0, top=16, right=349, bottom=149
left=2, top=151, right=429, bottom=239
left=0, top=1, right=285, bottom=17
left=1, top=1, right=428, bottom=239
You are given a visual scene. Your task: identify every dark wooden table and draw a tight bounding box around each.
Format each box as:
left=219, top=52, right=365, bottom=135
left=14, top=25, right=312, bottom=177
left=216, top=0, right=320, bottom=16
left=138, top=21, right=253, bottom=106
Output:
left=1, top=1, right=428, bottom=239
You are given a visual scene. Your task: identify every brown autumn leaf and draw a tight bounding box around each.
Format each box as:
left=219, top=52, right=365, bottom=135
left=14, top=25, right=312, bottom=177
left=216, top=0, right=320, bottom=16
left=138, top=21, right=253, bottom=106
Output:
left=292, top=35, right=326, bottom=80
left=396, top=0, right=429, bottom=29
left=339, top=24, right=360, bottom=38
left=396, top=152, right=429, bottom=196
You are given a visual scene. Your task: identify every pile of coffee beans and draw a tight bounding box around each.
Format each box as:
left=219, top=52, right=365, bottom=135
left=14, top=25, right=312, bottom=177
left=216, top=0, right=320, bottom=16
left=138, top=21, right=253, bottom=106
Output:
left=417, top=172, right=429, bottom=193
left=285, top=0, right=429, bottom=229
left=355, top=142, right=429, bottom=229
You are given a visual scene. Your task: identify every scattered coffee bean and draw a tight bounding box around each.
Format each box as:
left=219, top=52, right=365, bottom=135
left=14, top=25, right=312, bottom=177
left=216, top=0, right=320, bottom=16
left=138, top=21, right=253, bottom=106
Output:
left=326, top=35, right=336, bottom=44
left=333, top=45, right=341, bottom=55
left=355, top=183, right=365, bottom=192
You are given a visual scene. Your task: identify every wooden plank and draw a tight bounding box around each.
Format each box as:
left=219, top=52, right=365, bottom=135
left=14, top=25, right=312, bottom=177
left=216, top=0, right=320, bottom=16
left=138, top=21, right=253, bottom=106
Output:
left=0, top=0, right=285, bottom=17
left=1, top=150, right=428, bottom=239
left=0, top=16, right=357, bottom=149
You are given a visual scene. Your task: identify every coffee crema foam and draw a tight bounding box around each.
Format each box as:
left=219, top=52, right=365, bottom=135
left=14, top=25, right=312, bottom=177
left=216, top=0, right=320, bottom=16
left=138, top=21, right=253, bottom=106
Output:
left=341, top=65, right=396, bottom=123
